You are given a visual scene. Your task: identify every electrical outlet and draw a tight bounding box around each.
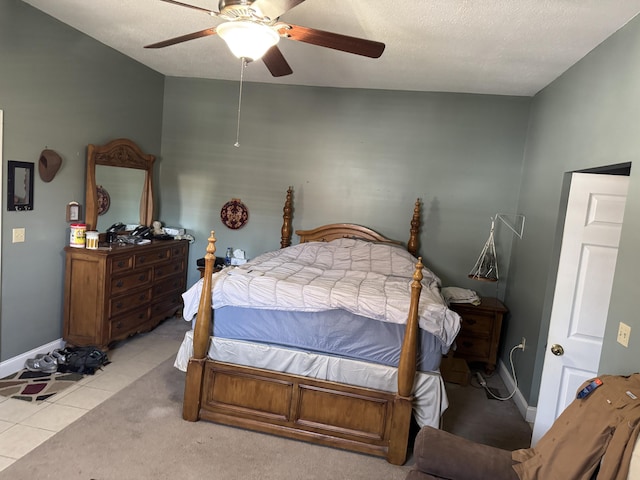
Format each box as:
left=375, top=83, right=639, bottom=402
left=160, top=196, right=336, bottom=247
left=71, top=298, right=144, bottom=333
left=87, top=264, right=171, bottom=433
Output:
left=617, top=322, right=631, bottom=347
left=520, top=337, right=526, bottom=351
left=12, top=228, right=25, bottom=243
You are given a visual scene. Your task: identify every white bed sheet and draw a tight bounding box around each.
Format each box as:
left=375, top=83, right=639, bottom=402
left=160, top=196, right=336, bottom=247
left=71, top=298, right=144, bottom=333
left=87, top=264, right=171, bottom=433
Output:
left=175, top=329, right=448, bottom=428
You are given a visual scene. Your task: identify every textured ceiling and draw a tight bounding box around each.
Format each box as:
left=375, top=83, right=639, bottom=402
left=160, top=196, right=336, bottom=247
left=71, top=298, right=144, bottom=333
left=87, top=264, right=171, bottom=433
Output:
left=21, top=0, right=640, bottom=96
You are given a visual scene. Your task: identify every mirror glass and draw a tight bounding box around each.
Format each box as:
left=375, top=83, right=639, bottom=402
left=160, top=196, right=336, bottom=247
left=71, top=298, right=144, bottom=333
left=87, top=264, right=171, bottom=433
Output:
left=95, top=165, right=145, bottom=231
left=85, top=138, right=154, bottom=231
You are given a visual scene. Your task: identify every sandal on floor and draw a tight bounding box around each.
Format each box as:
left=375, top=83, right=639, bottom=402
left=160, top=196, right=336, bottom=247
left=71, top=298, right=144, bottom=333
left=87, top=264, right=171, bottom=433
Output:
left=25, top=355, right=58, bottom=373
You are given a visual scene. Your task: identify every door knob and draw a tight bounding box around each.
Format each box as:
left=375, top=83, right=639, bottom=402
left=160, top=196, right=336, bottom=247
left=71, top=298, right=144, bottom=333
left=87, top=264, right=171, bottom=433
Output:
left=551, top=344, right=565, bottom=356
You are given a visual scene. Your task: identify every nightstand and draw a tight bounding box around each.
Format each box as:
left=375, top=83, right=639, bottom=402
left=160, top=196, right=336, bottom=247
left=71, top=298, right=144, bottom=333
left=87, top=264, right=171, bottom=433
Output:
left=197, top=256, right=226, bottom=278
left=449, top=297, right=508, bottom=374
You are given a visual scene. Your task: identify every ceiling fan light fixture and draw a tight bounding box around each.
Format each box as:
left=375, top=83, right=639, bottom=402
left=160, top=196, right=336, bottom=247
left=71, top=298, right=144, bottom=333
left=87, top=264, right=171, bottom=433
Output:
left=217, top=21, right=280, bottom=61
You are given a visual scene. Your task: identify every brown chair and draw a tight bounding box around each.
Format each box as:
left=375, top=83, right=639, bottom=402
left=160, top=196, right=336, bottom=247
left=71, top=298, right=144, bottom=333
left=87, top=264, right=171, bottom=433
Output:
left=406, top=426, right=518, bottom=480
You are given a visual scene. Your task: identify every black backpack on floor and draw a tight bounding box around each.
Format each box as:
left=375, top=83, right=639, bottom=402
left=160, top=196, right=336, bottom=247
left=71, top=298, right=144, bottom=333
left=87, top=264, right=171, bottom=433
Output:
left=57, top=346, right=109, bottom=375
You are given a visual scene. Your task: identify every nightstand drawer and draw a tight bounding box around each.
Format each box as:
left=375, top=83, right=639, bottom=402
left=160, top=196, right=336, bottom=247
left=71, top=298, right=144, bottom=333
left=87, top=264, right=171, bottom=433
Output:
left=449, top=297, right=507, bottom=374
left=456, top=334, right=491, bottom=359
left=459, top=313, right=493, bottom=335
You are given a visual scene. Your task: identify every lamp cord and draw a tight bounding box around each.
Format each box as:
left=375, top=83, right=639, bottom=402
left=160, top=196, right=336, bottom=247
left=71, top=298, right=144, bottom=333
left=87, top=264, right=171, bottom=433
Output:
left=234, top=58, right=247, bottom=147
left=479, top=344, right=521, bottom=401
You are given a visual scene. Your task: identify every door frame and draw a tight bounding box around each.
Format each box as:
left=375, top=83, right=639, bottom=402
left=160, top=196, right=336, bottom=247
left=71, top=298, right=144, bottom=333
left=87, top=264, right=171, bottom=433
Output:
left=532, top=166, right=630, bottom=444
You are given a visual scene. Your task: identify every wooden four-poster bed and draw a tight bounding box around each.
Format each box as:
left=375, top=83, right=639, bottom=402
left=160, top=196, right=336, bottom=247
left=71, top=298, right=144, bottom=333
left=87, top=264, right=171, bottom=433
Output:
left=179, top=187, right=460, bottom=465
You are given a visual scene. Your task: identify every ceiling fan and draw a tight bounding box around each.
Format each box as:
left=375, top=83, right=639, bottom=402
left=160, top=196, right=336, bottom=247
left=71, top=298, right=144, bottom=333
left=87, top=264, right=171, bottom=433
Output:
left=145, top=0, right=386, bottom=77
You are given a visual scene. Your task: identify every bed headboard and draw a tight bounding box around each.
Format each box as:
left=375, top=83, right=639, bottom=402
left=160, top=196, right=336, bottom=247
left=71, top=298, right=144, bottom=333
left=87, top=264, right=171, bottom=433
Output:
left=279, top=187, right=421, bottom=257
left=296, top=224, right=403, bottom=246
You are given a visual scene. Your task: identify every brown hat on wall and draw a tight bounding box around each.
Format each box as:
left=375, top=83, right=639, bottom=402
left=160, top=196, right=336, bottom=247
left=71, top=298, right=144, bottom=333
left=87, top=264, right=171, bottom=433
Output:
left=39, top=149, right=63, bottom=182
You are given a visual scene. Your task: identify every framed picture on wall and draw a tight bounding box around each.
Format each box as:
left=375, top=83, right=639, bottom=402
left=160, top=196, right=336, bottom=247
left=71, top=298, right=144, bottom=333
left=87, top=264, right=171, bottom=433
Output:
left=7, top=160, right=34, bottom=211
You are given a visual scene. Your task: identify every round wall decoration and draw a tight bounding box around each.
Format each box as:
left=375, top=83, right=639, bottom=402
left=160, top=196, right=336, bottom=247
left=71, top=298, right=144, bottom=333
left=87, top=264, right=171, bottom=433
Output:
left=96, top=185, right=110, bottom=216
left=221, top=198, right=249, bottom=230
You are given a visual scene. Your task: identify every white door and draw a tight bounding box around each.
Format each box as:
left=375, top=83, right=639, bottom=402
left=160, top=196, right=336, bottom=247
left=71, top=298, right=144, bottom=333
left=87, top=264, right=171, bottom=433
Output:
left=531, top=172, right=629, bottom=445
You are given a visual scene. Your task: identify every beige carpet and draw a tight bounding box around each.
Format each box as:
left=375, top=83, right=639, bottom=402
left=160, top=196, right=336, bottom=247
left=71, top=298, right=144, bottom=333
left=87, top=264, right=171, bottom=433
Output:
left=3, top=357, right=413, bottom=480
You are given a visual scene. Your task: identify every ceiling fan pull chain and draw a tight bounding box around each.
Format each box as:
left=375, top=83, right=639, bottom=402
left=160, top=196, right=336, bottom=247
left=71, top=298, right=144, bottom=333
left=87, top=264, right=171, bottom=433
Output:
left=234, top=58, right=247, bottom=147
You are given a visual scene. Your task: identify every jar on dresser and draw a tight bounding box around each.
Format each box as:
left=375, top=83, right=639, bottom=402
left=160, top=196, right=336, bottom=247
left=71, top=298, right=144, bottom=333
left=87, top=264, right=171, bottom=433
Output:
left=63, top=239, right=188, bottom=349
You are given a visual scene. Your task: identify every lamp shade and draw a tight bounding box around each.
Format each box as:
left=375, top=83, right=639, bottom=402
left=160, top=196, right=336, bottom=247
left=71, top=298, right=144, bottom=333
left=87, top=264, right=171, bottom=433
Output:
left=468, top=218, right=499, bottom=282
left=217, top=21, right=280, bottom=60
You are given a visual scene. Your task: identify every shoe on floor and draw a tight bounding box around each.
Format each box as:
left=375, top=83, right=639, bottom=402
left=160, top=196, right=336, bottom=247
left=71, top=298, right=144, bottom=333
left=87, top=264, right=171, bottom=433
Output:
left=25, top=355, right=58, bottom=373
left=51, top=349, right=67, bottom=364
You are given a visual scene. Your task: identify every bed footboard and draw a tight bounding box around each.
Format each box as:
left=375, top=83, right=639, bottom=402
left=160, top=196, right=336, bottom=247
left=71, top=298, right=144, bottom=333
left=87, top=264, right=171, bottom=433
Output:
left=199, top=361, right=413, bottom=464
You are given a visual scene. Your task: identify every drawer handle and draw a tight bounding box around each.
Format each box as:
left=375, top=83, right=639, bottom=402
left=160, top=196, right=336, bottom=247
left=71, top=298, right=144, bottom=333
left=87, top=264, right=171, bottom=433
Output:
left=138, top=313, right=145, bottom=319
left=116, top=302, right=123, bottom=309
left=156, top=268, right=164, bottom=275
left=116, top=321, right=123, bottom=330
left=139, top=256, right=146, bottom=263
left=462, top=341, right=473, bottom=348
left=157, top=253, right=165, bottom=259
left=138, top=274, right=146, bottom=281
left=116, top=280, right=124, bottom=288
left=117, top=261, right=125, bottom=268
left=139, top=294, right=146, bottom=300
left=465, top=319, right=477, bottom=326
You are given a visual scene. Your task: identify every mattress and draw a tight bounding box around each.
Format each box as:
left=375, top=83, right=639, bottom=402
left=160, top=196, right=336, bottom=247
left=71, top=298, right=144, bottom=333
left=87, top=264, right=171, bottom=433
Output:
left=174, top=330, right=448, bottom=428
left=212, top=306, right=444, bottom=372
left=182, top=239, right=461, bottom=350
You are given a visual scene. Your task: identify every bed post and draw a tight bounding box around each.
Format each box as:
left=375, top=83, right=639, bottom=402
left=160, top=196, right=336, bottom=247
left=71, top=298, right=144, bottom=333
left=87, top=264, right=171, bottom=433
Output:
left=280, top=186, right=293, bottom=249
left=398, top=257, right=422, bottom=395
left=183, top=230, right=216, bottom=422
left=388, top=257, right=423, bottom=464
left=407, top=198, right=420, bottom=257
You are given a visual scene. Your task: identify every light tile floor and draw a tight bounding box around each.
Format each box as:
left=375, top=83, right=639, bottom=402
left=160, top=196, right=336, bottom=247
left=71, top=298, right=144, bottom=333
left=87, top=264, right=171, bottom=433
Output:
left=0, top=317, right=189, bottom=472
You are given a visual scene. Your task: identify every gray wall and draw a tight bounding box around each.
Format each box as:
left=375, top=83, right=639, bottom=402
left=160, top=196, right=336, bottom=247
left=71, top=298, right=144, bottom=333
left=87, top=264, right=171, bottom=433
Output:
left=0, top=1, right=164, bottom=360
left=505, top=14, right=640, bottom=404
left=158, top=77, right=531, bottom=291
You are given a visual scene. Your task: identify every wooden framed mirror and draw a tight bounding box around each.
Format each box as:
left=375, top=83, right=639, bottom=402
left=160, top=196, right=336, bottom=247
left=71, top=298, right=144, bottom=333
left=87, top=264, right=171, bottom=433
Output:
left=85, top=138, right=155, bottom=231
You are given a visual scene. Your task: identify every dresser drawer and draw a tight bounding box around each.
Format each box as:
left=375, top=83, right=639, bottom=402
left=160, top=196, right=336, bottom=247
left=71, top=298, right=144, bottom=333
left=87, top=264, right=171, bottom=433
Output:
left=154, top=259, right=185, bottom=281
left=170, top=243, right=187, bottom=258
left=150, top=293, right=183, bottom=321
left=109, top=289, right=152, bottom=317
left=109, top=254, right=134, bottom=274
left=110, top=307, right=149, bottom=338
left=135, top=247, right=171, bottom=268
left=111, top=268, right=152, bottom=295
left=153, top=275, right=185, bottom=297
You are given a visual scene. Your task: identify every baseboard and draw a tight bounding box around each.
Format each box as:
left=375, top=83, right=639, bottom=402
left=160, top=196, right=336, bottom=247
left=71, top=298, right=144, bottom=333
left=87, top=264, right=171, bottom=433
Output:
left=0, top=338, right=65, bottom=379
left=497, top=359, right=537, bottom=424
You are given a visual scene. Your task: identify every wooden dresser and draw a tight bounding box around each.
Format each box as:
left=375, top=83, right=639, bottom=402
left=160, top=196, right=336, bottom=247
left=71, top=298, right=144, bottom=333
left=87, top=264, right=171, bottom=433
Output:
left=449, top=297, right=508, bottom=374
left=63, top=239, right=188, bottom=349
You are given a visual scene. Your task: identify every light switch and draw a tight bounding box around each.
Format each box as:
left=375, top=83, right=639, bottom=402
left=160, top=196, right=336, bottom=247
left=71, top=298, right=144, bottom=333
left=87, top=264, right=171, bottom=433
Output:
left=12, top=228, right=25, bottom=243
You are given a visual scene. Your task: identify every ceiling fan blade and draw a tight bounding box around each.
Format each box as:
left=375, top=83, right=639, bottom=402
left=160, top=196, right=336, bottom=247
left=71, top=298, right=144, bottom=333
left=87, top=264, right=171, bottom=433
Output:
left=144, top=28, right=217, bottom=49
left=282, top=24, right=385, bottom=58
left=158, top=0, right=219, bottom=16
left=252, top=0, right=306, bottom=20
left=262, top=46, right=293, bottom=77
